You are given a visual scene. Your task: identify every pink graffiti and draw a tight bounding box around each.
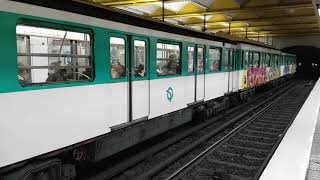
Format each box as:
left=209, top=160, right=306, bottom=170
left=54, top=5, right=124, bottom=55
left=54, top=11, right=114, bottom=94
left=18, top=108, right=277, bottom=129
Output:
left=247, top=67, right=267, bottom=87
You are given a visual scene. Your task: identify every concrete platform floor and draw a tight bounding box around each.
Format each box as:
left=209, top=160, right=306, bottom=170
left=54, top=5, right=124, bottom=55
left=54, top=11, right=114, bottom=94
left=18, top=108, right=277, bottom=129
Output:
left=307, top=109, right=320, bottom=180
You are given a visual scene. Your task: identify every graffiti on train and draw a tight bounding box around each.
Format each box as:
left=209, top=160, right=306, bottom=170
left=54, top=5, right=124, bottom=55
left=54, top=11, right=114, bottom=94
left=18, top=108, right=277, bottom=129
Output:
left=242, top=67, right=282, bottom=89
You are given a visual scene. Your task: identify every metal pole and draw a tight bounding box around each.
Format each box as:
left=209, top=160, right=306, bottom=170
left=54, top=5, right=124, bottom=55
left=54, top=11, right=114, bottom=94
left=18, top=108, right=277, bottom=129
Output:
left=258, top=32, right=260, bottom=42
left=229, top=23, right=231, bottom=34
left=162, top=0, right=165, bottom=21
left=267, top=34, right=269, bottom=45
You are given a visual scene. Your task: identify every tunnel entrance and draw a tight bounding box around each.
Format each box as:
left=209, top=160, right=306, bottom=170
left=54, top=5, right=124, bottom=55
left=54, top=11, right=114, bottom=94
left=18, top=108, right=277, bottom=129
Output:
left=282, top=46, right=320, bottom=80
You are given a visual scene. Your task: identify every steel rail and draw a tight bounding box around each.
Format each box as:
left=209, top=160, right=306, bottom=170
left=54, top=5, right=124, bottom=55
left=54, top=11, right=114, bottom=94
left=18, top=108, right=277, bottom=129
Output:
left=133, top=82, right=295, bottom=180
left=165, top=83, right=299, bottom=180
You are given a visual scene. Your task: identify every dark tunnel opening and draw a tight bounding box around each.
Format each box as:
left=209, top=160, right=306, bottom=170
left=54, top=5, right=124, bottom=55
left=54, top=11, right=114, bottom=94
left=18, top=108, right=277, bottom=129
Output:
left=282, top=46, right=320, bottom=80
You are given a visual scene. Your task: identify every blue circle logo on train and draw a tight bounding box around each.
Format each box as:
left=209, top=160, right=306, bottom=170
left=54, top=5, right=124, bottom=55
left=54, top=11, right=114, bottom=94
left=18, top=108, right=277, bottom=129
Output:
left=166, top=86, right=174, bottom=102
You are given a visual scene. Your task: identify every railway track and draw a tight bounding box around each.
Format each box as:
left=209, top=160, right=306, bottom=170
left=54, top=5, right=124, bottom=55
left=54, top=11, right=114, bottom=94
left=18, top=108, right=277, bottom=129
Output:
left=163, top=81, right=314, bottom=180
left=83, top=80, right=300, bottom=180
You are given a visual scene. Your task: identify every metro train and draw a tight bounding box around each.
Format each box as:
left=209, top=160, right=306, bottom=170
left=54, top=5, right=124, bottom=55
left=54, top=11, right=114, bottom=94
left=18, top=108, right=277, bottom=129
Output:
left=0, top=1, right=296, bottom=179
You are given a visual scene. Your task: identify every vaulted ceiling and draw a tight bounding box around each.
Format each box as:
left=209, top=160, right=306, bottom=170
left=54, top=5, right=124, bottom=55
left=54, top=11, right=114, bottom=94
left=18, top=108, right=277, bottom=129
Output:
left=78, top=0, right=319, bottom=40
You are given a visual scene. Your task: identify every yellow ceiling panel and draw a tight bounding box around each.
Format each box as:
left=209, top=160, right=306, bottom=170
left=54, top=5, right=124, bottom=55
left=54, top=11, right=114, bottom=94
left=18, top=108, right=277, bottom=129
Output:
left=178, top=2, right=205, bottom=14
left=209, top=0, right=241, bottom=10
left=149, top=7, right=175, bottom=17
left=249, top=21, right=273, bottom=26
left=96, top=0, right=160, bottom=6
left=232, top=11, right=258, bottom=19
left=183, top=17, right=205, bottom=24
left=210, top=15, right=231, bottom=21
left=82, top=0, right=319, bottom=39
left=244, top=0, right=279, bottom=7
left=231, top=22, right=248, bottom=27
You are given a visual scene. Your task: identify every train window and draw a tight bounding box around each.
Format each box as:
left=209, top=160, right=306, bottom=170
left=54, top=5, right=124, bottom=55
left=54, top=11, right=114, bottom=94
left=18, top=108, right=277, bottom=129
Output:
left=271, top=56, right=275, bottom=67
left=110, top=37, right=126, bottom=79
left=197, top=47, right=204, bottom=73
left=224, top=49, right=230, bottom=70
left=274, top=55, right=279, bottom=66
left=265, top=54, right=270, bottom=67
left=188, top=47, right=195, bottom=73
left=156, top=42, right=180, bottom=76
left=208, top=48, right=221, bottom=72
left=248, top=52, right=253, bottom=67
left=260, top=53, right=265, bottom=67
left=283, top=56, right=287, bottom=65
left=230, top=50, right=235, bottom=70
left=243, top=51, right=249, bottom=68
left=253, top=52, right=259, bottom=67
left=134, top=40, right=146, bottom=77
left=16, top=25, right=92, bottom=86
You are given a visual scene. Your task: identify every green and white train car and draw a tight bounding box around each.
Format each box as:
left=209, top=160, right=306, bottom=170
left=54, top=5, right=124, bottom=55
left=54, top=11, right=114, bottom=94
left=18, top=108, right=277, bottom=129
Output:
left=0, top=0, right=296, bottom=179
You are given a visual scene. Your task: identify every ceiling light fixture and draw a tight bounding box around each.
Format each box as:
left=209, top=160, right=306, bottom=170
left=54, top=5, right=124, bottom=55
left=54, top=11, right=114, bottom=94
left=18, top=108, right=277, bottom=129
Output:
left=220, top=22, right=230, bottom=27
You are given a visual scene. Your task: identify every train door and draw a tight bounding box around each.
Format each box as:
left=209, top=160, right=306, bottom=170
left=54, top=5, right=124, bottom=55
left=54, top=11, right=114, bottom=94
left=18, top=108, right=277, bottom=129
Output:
left=226, top=49, right=234, bottom=93
left=196, top=45, right=205, bottom=101
left=129, top=36, right=150, bottom=121
left=230, top=49, right=234, bottom=92
left=187, top=45, right=196, bottom=103
left=232, top=50, right=238, bottom=92
left=109, top=35, right=129, bottom=125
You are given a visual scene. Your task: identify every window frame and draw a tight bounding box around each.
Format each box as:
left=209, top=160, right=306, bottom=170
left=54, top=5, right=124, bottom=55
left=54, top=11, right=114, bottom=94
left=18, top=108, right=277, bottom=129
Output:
left=248, top=51, right=253, bottom=68
left=207, top=46, right=222, bottom=73
left=16, top=19, right=95, bottom=87
left=109, top=34, right=128, bottom=81
left=259, top=52, right=264, bottom=67
left=131, top=37, right=149, bottom=81
left=196, top=45, right=206, bottom=74
left=223, top=48, right=230, bottom=71
left=230, top=49, right=236, bottom=70
left=242, top=50, right=249, bottom=69
left=187, top=44, right=196, bottom=75
left=265, top=53, right=271, bottom=67
left=156, top=40, right=182, bottom=77
left=252, top=51, right=260, bottom=68
left=274, top=54, right=278, bottom=66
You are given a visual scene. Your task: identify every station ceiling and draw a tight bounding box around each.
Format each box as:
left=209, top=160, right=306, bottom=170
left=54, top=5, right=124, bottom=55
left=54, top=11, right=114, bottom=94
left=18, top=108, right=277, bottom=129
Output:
left=79, top=0, right=319, bottom=39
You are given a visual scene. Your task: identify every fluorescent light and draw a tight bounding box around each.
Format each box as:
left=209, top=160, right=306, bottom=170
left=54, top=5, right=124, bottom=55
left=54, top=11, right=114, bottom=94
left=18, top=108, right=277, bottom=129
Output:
left=318, top=8, right=320, bottom=16
left=220, top=22, right=230, bottom=27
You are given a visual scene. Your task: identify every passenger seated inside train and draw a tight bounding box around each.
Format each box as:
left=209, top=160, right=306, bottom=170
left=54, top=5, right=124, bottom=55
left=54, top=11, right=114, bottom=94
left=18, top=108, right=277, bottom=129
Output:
left=111, top=62, right=125, bottom=79
left=46, top=69, right=68, bottom=82
left=167, top=54, right=180, bottom=75
left=157, top=54, right=180, bottom=76
left=80, top=68, right=92, bottom=80
left=135, top=64, right=145, bottom=77
left=210, top=61, right=220, bottom=71
left=18, top=65, right=30, bottom=85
